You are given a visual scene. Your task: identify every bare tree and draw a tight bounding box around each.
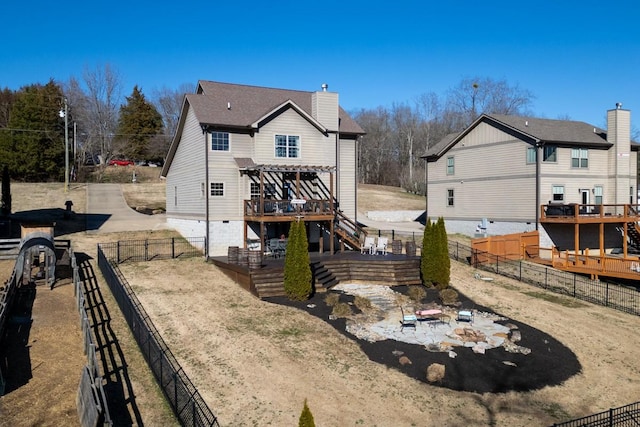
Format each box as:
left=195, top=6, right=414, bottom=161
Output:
left=67, top=64, right=123, bottom=165
left=446, top=76, right=535, bottom=127
left=151, top=83, right=194, bottom=138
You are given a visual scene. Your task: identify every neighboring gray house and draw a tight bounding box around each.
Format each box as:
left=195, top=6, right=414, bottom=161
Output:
left=423, top=104, right=638, bottom=246
left=161, top=81, right=365, bottom=256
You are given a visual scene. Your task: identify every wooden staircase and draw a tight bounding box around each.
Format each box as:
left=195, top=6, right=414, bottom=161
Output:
left=333, top=210, right=367, bottom=251
left=249, top=256, right=422, bottom=298
left=626, top=222, right=640, bottom=251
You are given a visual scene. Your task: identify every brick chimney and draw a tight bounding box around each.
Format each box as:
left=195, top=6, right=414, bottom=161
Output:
left=607, top=103, right=632, bottom=206
left=312, top=83, right=339, bottom=132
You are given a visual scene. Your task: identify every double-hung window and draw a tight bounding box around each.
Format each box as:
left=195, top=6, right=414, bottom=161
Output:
left=571, top=148, right=588, bottom=168
left=446, top=156, right=454, bottom=175
left=211, top=132, right=229, bottom=151
left=275, top=134, right=300, bottom=158
left=526, top=145, right=557, bottom=163
left=594, top=185, right=603, bottom=205
left=210, top=182, right=224, bottom=197
left=552, top=185, right=564, bottom=201
left=447, top=189, right=454, bottom=206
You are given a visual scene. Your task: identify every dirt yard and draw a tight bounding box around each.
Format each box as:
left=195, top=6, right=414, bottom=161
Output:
left=1, top=182, right=639, bottom=426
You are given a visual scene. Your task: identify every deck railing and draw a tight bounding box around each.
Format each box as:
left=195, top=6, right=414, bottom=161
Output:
left=244, top=198, right=333, bottom=217
left=541, top=203, right=638, bottom=221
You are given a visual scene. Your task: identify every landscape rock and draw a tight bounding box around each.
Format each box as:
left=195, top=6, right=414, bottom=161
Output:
left=426, top=363, right=446, bottom=383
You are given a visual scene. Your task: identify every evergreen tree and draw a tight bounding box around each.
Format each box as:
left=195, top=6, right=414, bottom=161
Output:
left=114, top=86, right=163, bottom=160
left=0, top=80, right=66, bottom=181
left=420, top=219, right=435, bottom=286
left=434, top=217, right=450, bottom=289
left=284, top=220, right=312, bottom=300
left=298, top=399, right=316, bottom=427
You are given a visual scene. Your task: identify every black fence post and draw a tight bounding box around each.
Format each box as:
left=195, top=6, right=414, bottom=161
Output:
left=145, top=240, right=149, bottom=261
left=117, top=241, right=121, bottom=264
left=171, top=238, right=175, bottom=259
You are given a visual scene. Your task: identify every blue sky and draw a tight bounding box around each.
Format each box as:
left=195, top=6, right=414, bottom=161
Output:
left=3, top=0, right=639, bottom=128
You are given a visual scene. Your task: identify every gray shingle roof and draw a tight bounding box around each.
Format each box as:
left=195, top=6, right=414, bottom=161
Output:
left=190, top=80, right=364, bottom=134
left=488, top=114, right=608, bottom=145
left=423, top=113, right=635, bottom=160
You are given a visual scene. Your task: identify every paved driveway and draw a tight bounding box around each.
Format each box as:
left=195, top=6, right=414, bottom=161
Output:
left=86, top=183, right=167, bottom=233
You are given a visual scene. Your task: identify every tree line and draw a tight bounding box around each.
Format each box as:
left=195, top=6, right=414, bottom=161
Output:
left=0, top=67, right=535, bottom=184
left=0, top=64, right=193, bottom=181
left=352, top=76, right=535, bottom=194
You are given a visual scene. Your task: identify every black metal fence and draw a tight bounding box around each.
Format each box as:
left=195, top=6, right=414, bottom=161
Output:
left=97, top=241, right=219, bottom=427
left=550, top=401, right=640, bottom=427
left=99, top=237, right=205, bottom=264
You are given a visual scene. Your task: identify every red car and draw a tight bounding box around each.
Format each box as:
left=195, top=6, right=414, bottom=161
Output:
left=108, top=159, right=134, bottom=166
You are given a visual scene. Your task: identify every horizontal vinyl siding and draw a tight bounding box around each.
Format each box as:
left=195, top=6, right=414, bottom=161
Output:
left=165, top=108, right=206, bottom=219
left=254, top=108, right=336, bottom=166
left=338, top=137, right=356, bottom=218
left=208, top=160, right=242, bottom=220
left=429, top=138, right=537, bottom=221
left=230, top=133, right=253, bottom=158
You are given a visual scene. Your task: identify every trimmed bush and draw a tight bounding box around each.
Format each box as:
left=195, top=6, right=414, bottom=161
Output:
left=331, top=302, right=352, bottom=318
left=299, top=399, right=315, bottom=427
left=354, top=295, right=372, bottom=311
left=439, top=288, right=459, bottom=306
left=324, top=293, right=340, bottom=307
left=407, top=285, right=427, bottom=303
left=284, top=220, right=312, bottom=300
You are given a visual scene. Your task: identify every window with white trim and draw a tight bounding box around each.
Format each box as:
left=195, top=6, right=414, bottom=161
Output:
left=210, top=182, right=224, bottom=197
left=543, top=146, right=557, bottom=162
left=211, top=132, right=229, bottom=151
left=527, top=146, right=557, bottom=163
left=446, top=156, right=454, bottom=175
left=275, top=134, right=300, bottom=158
left=571, top=148, right=588, bottom=168
left=594, top=185, right=603, bottom=205
left=552, top=185, right=564, bottom=201
left=447, top=189, right=454, bottom=206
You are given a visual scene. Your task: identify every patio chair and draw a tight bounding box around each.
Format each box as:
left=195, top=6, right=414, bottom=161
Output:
left=400, top=306, right=417, bottom=331
left=361, top=236, right=375, bottom=254
left=375, top=237, right=388, bottom=255
left=268, top=238, right=285, bottom=258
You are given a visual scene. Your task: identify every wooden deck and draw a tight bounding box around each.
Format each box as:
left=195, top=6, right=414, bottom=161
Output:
left=209, top=251, right=422, bottom=298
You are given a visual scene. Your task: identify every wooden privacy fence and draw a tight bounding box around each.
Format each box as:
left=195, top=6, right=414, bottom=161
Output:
left=471, top=230, right=539, bottom=262
left=72, top=248, right=113, bottom=426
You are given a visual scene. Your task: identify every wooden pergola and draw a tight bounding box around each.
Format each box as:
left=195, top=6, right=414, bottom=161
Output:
left=239, top=163, right=346, bottom=254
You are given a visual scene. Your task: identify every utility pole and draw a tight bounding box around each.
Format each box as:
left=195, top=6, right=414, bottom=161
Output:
left=60, top=98, right=69, bottom=193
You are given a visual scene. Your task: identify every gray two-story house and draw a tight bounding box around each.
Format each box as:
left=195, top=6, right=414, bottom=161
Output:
left=161, top=81, right=365, bottom=256
left=423, top=105, right=638, bottom=247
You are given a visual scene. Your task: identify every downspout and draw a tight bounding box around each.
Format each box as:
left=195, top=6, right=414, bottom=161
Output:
left=535, top=142, right=541, bottom=230
left=354, top=135, right=359, bottom=224
left=424, top=158, right=429, bottom=222
left=203, top=126, right=210, bottom=257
